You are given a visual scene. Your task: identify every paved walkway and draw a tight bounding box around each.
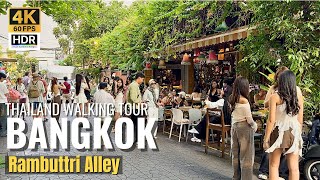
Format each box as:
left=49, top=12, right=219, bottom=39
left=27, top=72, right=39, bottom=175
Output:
left=0, top=116, right=260, bottom=180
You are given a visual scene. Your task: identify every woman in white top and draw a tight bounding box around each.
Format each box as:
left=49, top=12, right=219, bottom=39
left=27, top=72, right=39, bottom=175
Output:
left=74, top=74, right=88, bottom=117
left=143, top=79, right=159, bottom=138
left=51, top=77, right=66, bottom=120
left=113, top=77, right=124, bottom=122
left=263, top=70, right=303, bottom=180
left=191, top=86, right=202, bottom=101
left=229, top=76, right=257, bottom=180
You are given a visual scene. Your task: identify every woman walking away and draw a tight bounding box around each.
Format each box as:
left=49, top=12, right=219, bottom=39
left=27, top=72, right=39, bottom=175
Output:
left=230, top=76, right=257, bottom=180
left=51, top=77, right=66, bottom=120
left=74, top=74, right=88, bottom=117
left=264, top=70, right=303, bottom=180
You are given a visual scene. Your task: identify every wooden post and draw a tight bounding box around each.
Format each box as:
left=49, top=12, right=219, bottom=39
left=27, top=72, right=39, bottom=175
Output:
left=144, top=68, right=153, bottom=85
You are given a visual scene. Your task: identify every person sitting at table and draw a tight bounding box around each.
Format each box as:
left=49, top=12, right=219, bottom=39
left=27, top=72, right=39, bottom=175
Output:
left=191, top=86, right=202, bottom=101
left=174, top=91, right=188, bottom=107
left=171, top=89, right=179, bottom=107
left=208, top=80, right=222, bottom=102
left=191, top=86, right=202, bottom=107
left=160, top=90, right=173, bottom=108
left=188, top=97, right=231, bottom=142
left=222, top=79, right=233, bottom=98
left=254, top=89, right=266, bottom=106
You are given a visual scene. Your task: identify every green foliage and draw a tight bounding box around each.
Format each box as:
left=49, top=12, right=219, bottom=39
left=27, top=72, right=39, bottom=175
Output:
left=26, top=0, right=128, bottom=68
left=4, top=51, right=38, bottom=80
left=0, top=1, right=11, bottom=15
left=0, top=155, right=4, bottom=169
left=238, top=1, right=320, bottom=118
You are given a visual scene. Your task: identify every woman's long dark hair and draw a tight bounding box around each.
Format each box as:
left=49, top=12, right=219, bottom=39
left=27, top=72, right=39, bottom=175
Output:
left=85, top=76, right=90, bottom=90
left=278, top=70, right=300, bottom=116
left=104, top=77, right=110, bottom=84
left=51, top=77, right=58, bottom=92
left=229, top=76, right=250, bottom=112
left=75, top=74, right=83, bottom=95
left=209, top=80, right=219, bottom=94
left=112, top=77, right=124, bottom=96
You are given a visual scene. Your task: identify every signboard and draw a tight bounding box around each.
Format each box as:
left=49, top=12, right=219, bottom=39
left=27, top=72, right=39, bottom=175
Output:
left=8, top=8, right=41, bottom=50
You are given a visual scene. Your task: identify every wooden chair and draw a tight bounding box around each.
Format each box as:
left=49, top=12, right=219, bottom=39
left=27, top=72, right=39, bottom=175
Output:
left=205, top=108, right=231, bottom=158
left=191, top=99, right=202, bottom=108
left=163, top=109, right=172, bottom=134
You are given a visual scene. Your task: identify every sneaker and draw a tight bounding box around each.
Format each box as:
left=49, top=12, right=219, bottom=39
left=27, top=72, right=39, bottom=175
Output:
left=279, top=177, right=285, bottom=180
left=188, top=128, right=199, bottom=134
left=191, top=137, right=201, bottom=143
left=195, top=138, right=201, bottom=143
left=258, top=173, right=268, bottom=180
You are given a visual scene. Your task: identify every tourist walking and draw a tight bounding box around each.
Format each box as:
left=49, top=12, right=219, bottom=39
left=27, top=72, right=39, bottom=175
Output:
left=22, top=72, right=30, bottom=88
left=230, top=76, right=257, bottom=180
left=61, top=77, right=72, bottom=104
left=113, top=77, right=124, bottom=122
left=127, top=72, right=145, bottom=144
left=39, top=73, right=48, bottom=120
left=15, top=77, right=27, bottom=119
left=27, top=73, right=45, bottom=118
left=51, top=77, right=66, bottom=120
left=264, top=70, right=303, bottom=180
left=143, top=79, right=159, bottom=138
left=93, top=82, right=115, bottom=123
left=0, top=72, right=9, bottom=137
left=74, top=74, right=89, bottom=117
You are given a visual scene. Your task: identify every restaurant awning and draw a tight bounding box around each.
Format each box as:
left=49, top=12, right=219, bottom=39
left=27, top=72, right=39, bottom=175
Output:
left=144, top=25, right=255, bottom=57
left=0, top=57, right=17, bottom=62
left=172, top=25, right=255, bottom=53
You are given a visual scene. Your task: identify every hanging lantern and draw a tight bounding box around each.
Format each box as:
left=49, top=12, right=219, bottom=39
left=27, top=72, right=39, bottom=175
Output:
left=207, top=51, right=218, bottom=64
left=151, top=61, right=157, bottom=69
left=193, top=57, right=200, bottom=64
left=197, top=53, right=206, bottom=65
left=181, top=53, right=191, bottom=65
left=145, top=61, right=151, bottom=69
left=158, top=59, right=166, bottom=69
left=194, top=49, right=200, bottom=57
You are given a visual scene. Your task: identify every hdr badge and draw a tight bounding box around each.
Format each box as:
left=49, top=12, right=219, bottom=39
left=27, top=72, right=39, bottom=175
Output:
left=8, top=8, right=41, bottom=51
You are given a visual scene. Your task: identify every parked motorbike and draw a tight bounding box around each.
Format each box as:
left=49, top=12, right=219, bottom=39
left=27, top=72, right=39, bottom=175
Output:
left=302, top=145, right=320, bottom=180
left=300, top=119, right=320, bottom=180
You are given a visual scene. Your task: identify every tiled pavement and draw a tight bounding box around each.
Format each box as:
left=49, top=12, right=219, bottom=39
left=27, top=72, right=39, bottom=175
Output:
left=0, top=115, right=260, bottom=180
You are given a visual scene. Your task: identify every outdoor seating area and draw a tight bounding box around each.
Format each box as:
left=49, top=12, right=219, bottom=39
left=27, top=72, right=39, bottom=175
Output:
left=158, top=98, right=268, bottom=158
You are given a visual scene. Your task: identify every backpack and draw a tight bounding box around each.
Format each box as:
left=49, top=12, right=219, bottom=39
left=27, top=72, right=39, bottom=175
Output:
left=28, top=81, right=40, bottom=98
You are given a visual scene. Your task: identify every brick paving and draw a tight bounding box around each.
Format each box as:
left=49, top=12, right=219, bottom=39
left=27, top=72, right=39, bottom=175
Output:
left=0, top=115, right=260, bottom=180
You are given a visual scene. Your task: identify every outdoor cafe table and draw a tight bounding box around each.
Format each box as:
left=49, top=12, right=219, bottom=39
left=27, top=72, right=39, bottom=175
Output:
left=178, top=106, right=206, bottom=114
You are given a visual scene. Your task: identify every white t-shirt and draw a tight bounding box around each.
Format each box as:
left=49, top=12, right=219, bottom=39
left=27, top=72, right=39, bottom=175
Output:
left=0, top=82, right=9, bottom=103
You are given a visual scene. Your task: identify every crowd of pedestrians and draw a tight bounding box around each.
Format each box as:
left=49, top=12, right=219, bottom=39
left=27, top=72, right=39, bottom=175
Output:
left=0, top=66, right=307, bottom=179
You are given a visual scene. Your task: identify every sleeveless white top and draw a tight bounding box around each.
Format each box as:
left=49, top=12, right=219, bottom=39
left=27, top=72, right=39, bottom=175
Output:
left=266, top=103, right=303, bottom=156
